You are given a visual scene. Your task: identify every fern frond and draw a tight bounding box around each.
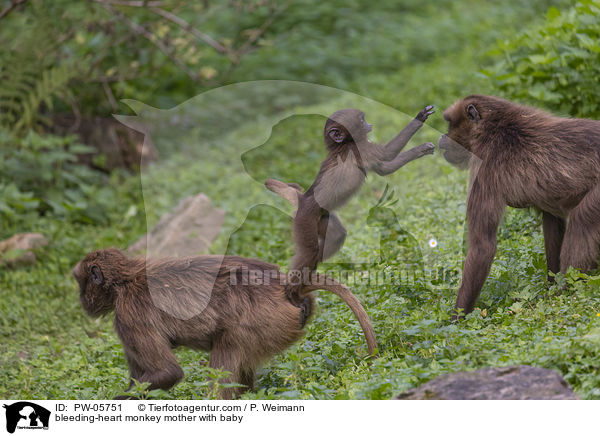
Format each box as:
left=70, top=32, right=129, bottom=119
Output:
left=0, top=63, right=76, bottom=135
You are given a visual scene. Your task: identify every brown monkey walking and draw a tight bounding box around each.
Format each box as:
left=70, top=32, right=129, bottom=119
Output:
left=73, top=248, right=377, bottom=399
left=439, top=95, right=600, bottom=318
left=268, top=106, right=436, bottom=308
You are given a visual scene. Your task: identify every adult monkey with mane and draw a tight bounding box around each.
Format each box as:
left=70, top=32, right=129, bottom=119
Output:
left=73, top=248, right=377, bottom=399
left=267, top=106, right=436, bottom=308
left=439, top=95, right=600, bottom=318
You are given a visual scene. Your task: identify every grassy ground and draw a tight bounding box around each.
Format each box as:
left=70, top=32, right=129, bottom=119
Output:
left=2, top=0, right=599, bottom=400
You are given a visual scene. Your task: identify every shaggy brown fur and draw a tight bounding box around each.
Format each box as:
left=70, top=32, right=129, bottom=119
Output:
left=73, top=248, right=377, bottom=399
left=268, top=106, right=435, bottom=309
left=439, top=95, right=600, bottom=317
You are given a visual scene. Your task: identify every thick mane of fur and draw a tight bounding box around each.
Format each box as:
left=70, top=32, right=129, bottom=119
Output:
left=441, top=94, right=600, bottom=319
left=457, top=96, right=600, bottom=185
left=467, top=95, right=554, bottom=153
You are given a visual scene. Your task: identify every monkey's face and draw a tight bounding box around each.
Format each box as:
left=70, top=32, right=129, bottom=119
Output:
left=439, top=98, right=482, bottom=167
left=73, top=249, right=125, bottom=317
left=324, top=109, right=371, bottom=148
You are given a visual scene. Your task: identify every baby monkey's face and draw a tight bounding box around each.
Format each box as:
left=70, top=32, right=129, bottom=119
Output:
left=324, top=109, right=372, bottom=147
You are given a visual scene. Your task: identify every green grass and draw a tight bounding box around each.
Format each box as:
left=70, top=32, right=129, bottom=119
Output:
left=2, top=105, right=600, bottom=399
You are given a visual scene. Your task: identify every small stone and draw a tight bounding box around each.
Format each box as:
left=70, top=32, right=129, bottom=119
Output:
left=0, top=233, right=48, bottom=268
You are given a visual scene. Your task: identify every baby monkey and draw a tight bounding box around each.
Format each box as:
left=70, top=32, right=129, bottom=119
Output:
left=267, top=106, right=435, bottom=307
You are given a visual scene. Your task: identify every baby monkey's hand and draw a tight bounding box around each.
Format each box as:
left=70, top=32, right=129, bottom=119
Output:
left=416, top=105, right=435, bottom=122
left=416, top=142, right=435, bottom=156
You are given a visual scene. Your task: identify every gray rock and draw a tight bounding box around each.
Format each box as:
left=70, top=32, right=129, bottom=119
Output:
left=129, top=193, right=224, bottom=257
left=396, top=366, right=577, bottom=400
left=0, top=233, right=48, bottom=267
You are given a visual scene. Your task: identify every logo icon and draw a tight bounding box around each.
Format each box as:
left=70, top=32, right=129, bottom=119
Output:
left=3, top=402, right=50, bottom=434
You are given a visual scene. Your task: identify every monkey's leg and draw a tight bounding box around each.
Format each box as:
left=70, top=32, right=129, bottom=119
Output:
left=119, top=356, right=146, bottom=397
left=287, top=196, right=322, bottom=306
left=209, top=343, right=247, bottom=399
left=131, top=350, right=184, bottom=391
left=136, top=363, right=184, bottom=391
left=299, top=294, right=312, bottom=327
left=454, top=185, right=504, bottom=319
left=239, top=368, right=255, bottom=392
left=318, top=212, right=347, bottom=261
left=115, top=343, right=184, bottom=399
left=543, top=211, right=566, bottom=279
left=560, top=184, right=600, bottom=273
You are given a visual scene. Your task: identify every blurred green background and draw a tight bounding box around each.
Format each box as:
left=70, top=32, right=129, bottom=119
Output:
left=1, top=0, right=600, bottom=399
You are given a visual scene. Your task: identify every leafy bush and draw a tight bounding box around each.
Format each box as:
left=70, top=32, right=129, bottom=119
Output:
left=0, top=0, right=310, bottom=125
left=231, top=0, right=567, bottom=93
left=486, top=0, right=600, bottom=117
left=0, top=131, right=114, bottom=226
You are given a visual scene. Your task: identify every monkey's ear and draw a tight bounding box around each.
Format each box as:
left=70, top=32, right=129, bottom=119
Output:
left=466, top=104, right=480, bottom=122
left=327, top=127, right=346, bottom=144
left=90, top=265, right=104, bottom=285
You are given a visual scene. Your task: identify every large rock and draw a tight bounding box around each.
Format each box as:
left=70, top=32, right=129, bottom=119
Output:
left=396, top=366, right=577, bottom=400
left=129, top=193, right=224, bottom=257
left=0, top=233, right=48, bottom=267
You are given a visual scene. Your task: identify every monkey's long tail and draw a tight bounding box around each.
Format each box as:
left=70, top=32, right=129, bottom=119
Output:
left=265, top=178, right=303, bottom=209
left=300, top=274, right=378, bottom=356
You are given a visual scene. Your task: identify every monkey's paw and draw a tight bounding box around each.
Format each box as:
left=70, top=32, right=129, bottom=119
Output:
left=416, top=105, right=435, bottom=122
left=418, top=142, right=435, bottom=156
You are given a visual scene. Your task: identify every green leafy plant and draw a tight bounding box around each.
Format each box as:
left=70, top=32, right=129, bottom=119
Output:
left=0, top=131, right=112, bottom=225
left=0, top=2, right=80, bottom=134
left=486, top=0, right=600, bottom=117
